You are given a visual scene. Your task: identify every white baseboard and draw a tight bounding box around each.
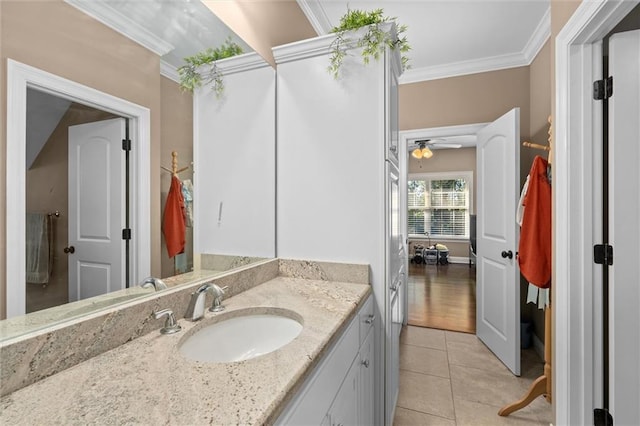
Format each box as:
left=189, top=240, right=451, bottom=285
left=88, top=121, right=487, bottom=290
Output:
left=533, top=333, right=545, bottom=360
left=449, top=256, right=470, bottom=264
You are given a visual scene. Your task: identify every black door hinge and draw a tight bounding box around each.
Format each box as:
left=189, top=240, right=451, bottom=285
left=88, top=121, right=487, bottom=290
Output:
left=594, top=244, right=613, bottom=265
left=122, top=228, right=131, bottom=240
left=594, top=408, right=613, bottom=426
left=593, top=76, right=613, bottom=100
left=122, top=139, right=131, bottom=151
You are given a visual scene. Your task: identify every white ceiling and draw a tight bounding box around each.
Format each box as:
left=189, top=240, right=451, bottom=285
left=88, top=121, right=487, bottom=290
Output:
left=298, top=0, right=550, bottom=83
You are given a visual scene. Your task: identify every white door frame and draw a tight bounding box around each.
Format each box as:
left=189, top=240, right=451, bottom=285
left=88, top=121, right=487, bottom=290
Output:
left=6, top=59, right=151, bottom=318
left=399, top=123, right=487, bottom=324
left=554, top=1, right=639, bottom=424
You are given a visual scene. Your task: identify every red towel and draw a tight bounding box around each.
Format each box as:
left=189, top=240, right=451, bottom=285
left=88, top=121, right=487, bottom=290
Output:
left=162, top=175, right=186, bottom=258
left=518, top=156, right=552, bottom=288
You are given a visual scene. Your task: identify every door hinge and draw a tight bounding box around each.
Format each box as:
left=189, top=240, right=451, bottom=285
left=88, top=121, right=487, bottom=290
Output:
left=122, top=139, right=131, bottom=151
left=594, top=408, right=613, bottom=426
left=594, top=244, right=613, bottom=265
left=593, top=76, right=613, bottom=100
left=122, top=228, right=131, bottom=240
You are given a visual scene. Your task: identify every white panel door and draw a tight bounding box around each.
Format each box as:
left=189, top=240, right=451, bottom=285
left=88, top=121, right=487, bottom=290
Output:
left=68, top=118, right=125, bottom=301
left=608, top=29, right=640, bottom=425
left=476, top=108, right=520, bottom=375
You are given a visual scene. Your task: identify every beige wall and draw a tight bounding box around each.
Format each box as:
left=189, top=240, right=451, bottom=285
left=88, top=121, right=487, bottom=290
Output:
left=160, top=77, right=194, bottom=278
left=25, top=104, right=116, bottom=313
left=408, top=148, right=476, bottom=259
left=202, top=0, right=317, bottom=67
left=1, top=0, right=165, bottom=319
left=550, top=0, right=582, bottom=122
left=400, top=66, right=531, bottom=136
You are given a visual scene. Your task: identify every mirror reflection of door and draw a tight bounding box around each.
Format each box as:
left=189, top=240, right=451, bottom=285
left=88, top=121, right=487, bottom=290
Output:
left=25, top=88, right=128, bottom=313
left=68, top=118, right=127, bottom=302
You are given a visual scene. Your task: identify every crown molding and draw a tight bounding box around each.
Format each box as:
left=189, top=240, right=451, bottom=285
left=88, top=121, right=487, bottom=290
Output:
left=162, top=53, right=270, bottom=89
left=273, top=33, right=337, bottom=64
left=523, top=5, right=551, bottom=63
left=273, top=22, right=398, bottom=65
left=296, top=0, right=332, bottom=35
left=399, top=51, right=529, bottom=84
left=64, top=0, right=174, bottom=56
left=214, top=52, right=273, bottom=75
left=160, top=61, right=180, bottom=84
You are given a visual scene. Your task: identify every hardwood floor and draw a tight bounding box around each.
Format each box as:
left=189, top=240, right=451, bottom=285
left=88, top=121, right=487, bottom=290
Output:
left=407, top=262, right=476, bottom=334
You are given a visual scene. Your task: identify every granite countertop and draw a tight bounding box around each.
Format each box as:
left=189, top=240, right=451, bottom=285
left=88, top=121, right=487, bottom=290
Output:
left=0, top=276, right=371, bottom=425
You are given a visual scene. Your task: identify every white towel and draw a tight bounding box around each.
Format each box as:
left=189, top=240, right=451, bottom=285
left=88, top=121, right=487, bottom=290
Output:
left=26, top=213, right=50, bottom=284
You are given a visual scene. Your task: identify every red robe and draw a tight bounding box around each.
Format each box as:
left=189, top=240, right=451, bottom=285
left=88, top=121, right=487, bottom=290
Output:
left=162, top=175, right=186, bottom=258
left=518, top=156, right=552, bottom=288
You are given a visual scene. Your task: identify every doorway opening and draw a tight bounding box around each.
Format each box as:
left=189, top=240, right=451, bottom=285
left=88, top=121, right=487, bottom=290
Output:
left=6, top=59, right=151, bottom=319
left=25, top=88, right=128, bottom=314
left=400, top=124, right=484, bottom=335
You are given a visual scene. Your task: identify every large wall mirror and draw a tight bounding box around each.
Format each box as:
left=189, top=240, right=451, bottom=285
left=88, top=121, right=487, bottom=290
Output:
left=1, top=0, right=274, bottom=341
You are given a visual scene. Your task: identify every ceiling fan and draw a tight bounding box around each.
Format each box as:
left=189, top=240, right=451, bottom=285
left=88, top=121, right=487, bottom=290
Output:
left=410, top=138, right=463, bottom=159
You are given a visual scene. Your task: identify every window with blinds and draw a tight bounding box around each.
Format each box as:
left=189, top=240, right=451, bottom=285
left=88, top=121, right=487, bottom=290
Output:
left=408, top=172, right=473, bottom=239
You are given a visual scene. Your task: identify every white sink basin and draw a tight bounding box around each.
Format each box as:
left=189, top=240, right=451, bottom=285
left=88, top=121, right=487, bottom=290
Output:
left=179, top=312, right=303, bottom=363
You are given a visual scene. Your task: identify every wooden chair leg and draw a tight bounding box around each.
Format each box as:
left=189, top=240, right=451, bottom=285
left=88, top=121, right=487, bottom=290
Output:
left=498, top=375, right=547, bottom=417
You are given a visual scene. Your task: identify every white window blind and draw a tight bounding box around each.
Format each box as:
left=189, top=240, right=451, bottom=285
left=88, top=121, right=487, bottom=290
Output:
left=408, top=172, right=472, bottom=239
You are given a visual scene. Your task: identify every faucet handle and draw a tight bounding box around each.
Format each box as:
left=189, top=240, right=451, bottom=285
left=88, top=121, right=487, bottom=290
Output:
left=153, top=309, right=182, bottom=335
left=208, top=285, right=229, bottom=313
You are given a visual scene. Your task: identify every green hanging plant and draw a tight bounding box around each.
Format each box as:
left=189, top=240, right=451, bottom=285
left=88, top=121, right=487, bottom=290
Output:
left=178, top=38, right=244, bottom=97
left=328, top=8, right=410, bottom=79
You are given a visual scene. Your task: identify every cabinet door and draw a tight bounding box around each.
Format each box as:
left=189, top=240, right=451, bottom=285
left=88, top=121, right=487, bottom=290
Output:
left=359, top=329, right=375, bottom=426
left=330, top=359, right=359, bottom=426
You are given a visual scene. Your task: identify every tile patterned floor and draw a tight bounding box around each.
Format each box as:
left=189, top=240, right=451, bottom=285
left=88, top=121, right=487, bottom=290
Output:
left=394, top=326, right=553, bottom=426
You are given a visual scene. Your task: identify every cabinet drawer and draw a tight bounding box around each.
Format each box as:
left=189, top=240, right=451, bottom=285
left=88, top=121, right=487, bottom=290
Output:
left=358, top=295, right=375, bottom=345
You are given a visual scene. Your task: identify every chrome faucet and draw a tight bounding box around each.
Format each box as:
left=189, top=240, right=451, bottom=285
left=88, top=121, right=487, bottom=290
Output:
left=184, top=283, right=229, bottom=321
left=140, top=276, right=168, bottom=291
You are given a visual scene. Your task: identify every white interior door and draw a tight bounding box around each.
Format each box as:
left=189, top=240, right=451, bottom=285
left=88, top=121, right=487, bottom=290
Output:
left=608, top=29, right=640, bottom=425
left=476, top=108, right=521, bottom=375
left=68, top=118, right=126, bottom=301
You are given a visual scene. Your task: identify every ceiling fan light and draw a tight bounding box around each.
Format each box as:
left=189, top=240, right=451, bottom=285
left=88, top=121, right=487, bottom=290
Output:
left=422, top=147, right=433, bottom=158
left=411, top=148, right=423, bottom=159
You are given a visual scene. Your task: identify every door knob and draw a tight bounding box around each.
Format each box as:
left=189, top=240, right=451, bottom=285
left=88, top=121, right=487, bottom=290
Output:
left=501, top=250, right=513, bottom=259
left=64, top=246, right=75, bottom=254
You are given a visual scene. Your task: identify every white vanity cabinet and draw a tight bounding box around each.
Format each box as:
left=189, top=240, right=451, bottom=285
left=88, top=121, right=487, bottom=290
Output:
left=192, top=53, right=276, bottom=258
left=273, top=23, right=404, bottom=424
left=277, top=295, right=374, bottom=426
